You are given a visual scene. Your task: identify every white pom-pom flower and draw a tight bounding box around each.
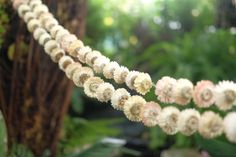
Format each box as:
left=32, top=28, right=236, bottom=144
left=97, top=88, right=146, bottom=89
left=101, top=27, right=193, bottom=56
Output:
left=13, top=0, right=27, bottom=10
left=72, top=67, right=94, bottom=87
left=198, top=111, right=223, bottom=139
left=77, top=46, right=92, bottom=63
left=224, top=112, right=236, bottom=143
left=50, top=48, right=65, bottom=63
left=44, top=40, right=59, bottom=55
left=123, top=96, right=146, bottom=122
left=55, top=29, right=70, bottom=42
left=215, top=81, right=236, bottom=111
left=103, top=61, right=119, bottom=79
left=38, top=12, right=53, bottom=27
left=114, top=66, right=129, bottom=84
left=65, top=62, right=82, bottom=79
left=125, top=71, right=139, bottom=89
left=141, top=101, right=161, bottom=127
left=39, top=33, right=51, bottom=46
left=96, top=83, right=115, bottom=102
left=85, top=50, right=102, bottom=66
left=23, top=12, right=35, bottom=23
left=111, top=88, right=131, bottom=110
left=60, top=34, right=77, bottom=51
left=27, top=19, right=41, bottom=32
left=33, top=4, right=49, bottom=18
left=84, top=77, right=104, bottom=98
left=18, top=4, right=30, bottom=18
left=58, top=56, right=74, bottom=71
left=158, top=106, right=180, bottom=135
left=134, top=73, right=152, bottom=95
left=193, top=80, right=215, bottom=108
left=33, top=27, right=46, bottom=40
left=29, top=0, right=42, bottom=9
left=50, top=25, right=64, bottom=38
left=45, top=18, right=59, bottom=31
left=155, top=76, right=177, bottom=103
left=93, top=56, right=110, bottom=73
left=178, top=109, right=200, bottom=136
left=174, top=78, right=193, bottom=105
left=67, top=40, right=84, bottom=57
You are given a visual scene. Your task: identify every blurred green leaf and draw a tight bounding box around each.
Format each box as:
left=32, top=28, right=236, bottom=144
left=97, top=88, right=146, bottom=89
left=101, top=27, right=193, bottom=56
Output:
left=0, top=112, right=6, bottom=156
left=70, top=142, right=120, bottom=157
left=61, top=116, right=122, bottom=153
left=195, top=134, right=236, bottom=157
left=71, top=88, right=84, bottom=114
left=9, top=144, right=34, bottom=157
left=174, top=133, right=193, bottom=148
left=67, top=141, right=141, bottom=157
left=149, top=127, right=167, bottom=149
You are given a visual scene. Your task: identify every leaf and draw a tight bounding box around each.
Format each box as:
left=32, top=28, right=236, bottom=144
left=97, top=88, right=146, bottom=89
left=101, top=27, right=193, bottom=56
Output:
left=161, top=148, right=202, bottom=157
left=149, top=127, right=167, bottom=149
left=72, top=142, right=120, bottom=157
left=9, top=144, right=34, bottom=157
left=0, top=112, right=7, bottom=157
left=71, top=88, right=84, bottom=114
left=7, top=44, right=15, bottom=60
left=62, top=117, right=122, bottom=149
left=174, top=133, right=193, bottom=148
left=195, top=134, right=236, bottom=157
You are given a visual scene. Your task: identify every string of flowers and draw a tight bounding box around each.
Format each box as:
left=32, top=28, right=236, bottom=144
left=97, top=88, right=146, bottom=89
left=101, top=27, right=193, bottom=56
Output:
left=22, top=0, right=236, bottom=112
left=11, top=0, right=236, bottom=143
left=14, top=0, right=154, bottom=96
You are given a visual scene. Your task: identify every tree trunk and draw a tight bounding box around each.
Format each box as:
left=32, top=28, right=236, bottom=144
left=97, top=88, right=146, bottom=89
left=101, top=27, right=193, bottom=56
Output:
left=216, top=0, right=236, bottom=28
left=0, top=0, right=87, bottom=156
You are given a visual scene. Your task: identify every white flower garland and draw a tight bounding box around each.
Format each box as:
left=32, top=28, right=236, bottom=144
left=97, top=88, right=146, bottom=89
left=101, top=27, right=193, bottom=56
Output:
left=11, top=0, right=236, bottom=143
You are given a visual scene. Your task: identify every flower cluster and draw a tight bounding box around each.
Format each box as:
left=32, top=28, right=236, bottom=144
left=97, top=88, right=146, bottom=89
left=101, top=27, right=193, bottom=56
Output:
left=178, top=109, right=200, bottom=136
left=224, top=112, right=236, bottom=143
left=155, top=76, right=236, bottom=111
left=25, top=0, right=236, bottom=111
left=198, top=111, right=223, bottom=139
left=19, top=0, right=153, bottom=96
left=12, top=0, right=236, bottom=144
left=141, top=101, right=161, bottom=127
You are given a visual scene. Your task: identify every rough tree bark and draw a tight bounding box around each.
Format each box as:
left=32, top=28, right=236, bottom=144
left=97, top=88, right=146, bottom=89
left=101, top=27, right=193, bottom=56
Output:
left=0, top=0, right=87, bottom=157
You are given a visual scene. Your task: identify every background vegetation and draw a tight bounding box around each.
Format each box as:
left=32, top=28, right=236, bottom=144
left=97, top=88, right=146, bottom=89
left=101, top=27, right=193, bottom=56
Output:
left=1, top=0, right=236, bottom=156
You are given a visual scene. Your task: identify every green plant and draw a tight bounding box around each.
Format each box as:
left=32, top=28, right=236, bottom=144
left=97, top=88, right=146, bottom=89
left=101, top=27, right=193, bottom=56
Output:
left=0, top=112, right=7, bottom=156
left=0, top=2, right=9, bottom=47
left=59, top=116, right=123, bottom=156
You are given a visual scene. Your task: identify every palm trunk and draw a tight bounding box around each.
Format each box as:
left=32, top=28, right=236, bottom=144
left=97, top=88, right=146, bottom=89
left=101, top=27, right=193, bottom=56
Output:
left=0, top=0, right=87, bottom=156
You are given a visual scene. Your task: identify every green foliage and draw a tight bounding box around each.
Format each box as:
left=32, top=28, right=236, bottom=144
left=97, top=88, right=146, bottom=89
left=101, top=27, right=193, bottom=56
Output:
left=140, top=30, right=236, bottom=82
left=8, top=144, right=35, bottom=157
left=71, top=88, right=84, bottom=114
left=63, top=141, right=141, bottom=157
left=149, top=127, right=167, bottom=149
left=0, top=113, right=36, bottom=157
left=60, top=116, right=122, bottom=156
left=7, top=42, right=29, bottom=60
left=71, top=143, right=120, bottom=157
left=195, top=134, right=236, bottom=157
left=68, top=142, right=122, bottom=157
left=0, top=112, right=7, bottom=156
left=0, top=2, right=9, bottom=47
left=157, top=0, right=215, bottom=31
left=8, top=144, right=51, bottom=157
left=174, top=133, right=193, bottom=148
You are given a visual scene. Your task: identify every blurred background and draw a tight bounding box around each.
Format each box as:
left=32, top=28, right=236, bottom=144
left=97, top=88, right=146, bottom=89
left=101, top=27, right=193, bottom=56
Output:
left=1, top=0, right=236, bottom=157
